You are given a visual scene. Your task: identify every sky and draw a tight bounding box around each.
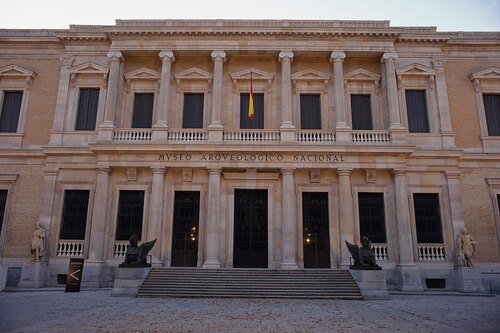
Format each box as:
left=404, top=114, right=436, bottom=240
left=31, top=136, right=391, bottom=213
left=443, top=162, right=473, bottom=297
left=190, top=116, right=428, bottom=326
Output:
left=1, top=0, right=499, bottom=31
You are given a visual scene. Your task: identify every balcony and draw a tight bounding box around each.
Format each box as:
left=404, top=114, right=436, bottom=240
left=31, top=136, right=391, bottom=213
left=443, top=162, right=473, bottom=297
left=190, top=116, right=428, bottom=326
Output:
left=418, top=244, right=446, bottom=261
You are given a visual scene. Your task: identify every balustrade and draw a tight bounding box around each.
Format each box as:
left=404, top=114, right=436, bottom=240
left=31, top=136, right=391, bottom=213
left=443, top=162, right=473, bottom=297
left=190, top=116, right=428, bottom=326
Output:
left=168, top=129, right=208, bottom=142
left=114, top=241, right=129, bottom=258
left=352, top=130, right=391, bottom=143
left=223, top=130, right=280, bottom=142
left=113, top=129, right=152, bottom=142
left=418, top=244, right=446, bottom=261
left=295, top=130, right=336, bottom=142
left=371, top=243, right=388, bottom=261
left=57, top=241, right=84, bottom=257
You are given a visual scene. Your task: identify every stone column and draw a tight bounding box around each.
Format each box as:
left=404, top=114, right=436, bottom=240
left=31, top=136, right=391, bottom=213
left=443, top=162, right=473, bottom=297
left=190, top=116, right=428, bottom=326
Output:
left=49, top=55, right=74, bottom=146
left=203, top=168, right=222, bottom=268
left=381, top=53, right=401, bottom=129
left=338, top=168, right=355, bottom=267
left=330, top=51, right=351, bottom=143
left=393, top=169, right=423, bottom=291
left=432, top=57, right=455, bottom=148
left=98, top=51, right=122, bottom=141
left=147, top=167, right=166, bottom=265
left=88, top=167, right=111, bottom=263
left=279, top=51, right=295, bottom=141
left=153, top=51, right=175, bottom=142
left=208, top=50, right=225, bottom=142
left=280, top=169, right=298, bottom=269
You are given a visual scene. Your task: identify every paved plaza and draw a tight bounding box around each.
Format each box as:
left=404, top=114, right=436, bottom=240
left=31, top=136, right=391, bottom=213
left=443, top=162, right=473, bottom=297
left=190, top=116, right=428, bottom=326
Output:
left=0, top=290, right=499, bottom=332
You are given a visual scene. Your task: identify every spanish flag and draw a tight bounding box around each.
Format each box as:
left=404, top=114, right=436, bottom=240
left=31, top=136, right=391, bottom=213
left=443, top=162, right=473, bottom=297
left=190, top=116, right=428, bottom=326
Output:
left=248, top=71, right=254, bottom=120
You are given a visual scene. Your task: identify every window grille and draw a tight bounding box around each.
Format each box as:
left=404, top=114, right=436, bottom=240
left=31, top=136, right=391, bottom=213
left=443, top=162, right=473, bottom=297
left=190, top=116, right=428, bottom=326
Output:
left=59, top=190, right=89, bottom=240
left=115, top=190, right=144, bottom=241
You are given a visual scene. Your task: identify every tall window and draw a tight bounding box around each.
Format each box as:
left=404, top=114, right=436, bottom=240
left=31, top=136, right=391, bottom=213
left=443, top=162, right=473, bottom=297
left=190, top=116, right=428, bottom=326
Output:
left=115, top=190, right=144, bottom=241
left=483, top=94, right=500, bottom=136
left=406, top=90, right=429, bottom=133
left=351, top=94, right=372, bottom=130
left=182, top=93, right=204, bottom=128
left=59, top=190, right=89, bottom=240
left=131, top=93, right=154, bottom=128
left=358, top=192, right=386, bottom=243
left=75, top=88, right=99, bottom=130
left=300, top=94, right=321, bottom=129
left=0, top=190, right=7, bottom=237
left=0, top=91, right=23, bottom=132
left=414, top=193, right=443, bottom=243
left=240, top=93, right=264, bottom=129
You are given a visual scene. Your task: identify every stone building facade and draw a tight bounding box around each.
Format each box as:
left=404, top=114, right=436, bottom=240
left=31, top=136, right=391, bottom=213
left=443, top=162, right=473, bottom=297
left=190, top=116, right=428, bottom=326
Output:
left=0, top=19, right=499, bottom=291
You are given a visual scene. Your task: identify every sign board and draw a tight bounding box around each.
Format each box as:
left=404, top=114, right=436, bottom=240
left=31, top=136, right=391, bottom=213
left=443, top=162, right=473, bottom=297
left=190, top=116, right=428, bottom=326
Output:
left=65, top=258, right=84, bottom=292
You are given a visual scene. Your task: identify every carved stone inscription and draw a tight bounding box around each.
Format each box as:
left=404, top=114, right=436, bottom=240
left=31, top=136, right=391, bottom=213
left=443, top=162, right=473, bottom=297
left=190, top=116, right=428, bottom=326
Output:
left=158, top=153, right=345, bottom=164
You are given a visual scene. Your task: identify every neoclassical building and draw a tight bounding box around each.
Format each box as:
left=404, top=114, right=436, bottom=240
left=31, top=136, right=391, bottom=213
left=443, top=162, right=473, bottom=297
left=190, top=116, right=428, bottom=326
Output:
left=0, top=19, right=499, bottom=291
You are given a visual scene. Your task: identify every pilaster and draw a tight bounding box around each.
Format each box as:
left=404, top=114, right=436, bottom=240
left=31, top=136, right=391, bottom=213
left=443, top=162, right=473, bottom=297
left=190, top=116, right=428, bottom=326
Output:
left=87, top=167, right=110, bottom=263
left=432, top=57, right=456, bottom=148
left=49, top=55, right=74, bottom=146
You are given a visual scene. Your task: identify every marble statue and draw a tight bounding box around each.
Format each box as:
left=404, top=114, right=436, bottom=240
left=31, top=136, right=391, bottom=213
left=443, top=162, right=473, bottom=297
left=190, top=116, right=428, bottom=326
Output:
left=119, top=235, right=157, bottom=268
left=31, top=223, right=45, bottom=262
left=345, top=237, right=381, bottom=270
left=457, top=228, right=475, bottom=267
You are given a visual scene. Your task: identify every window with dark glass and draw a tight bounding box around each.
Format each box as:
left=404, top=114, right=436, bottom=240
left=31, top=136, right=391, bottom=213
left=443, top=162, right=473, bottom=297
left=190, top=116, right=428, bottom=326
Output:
left=75, top=88, right=99, bottom=130
left=406, top=90, right=429, bottom=133
left=300, top=94, right=321, bottom=129
left=240, top=93, right=264, bottom=129
left=358, top=192, right=386, bottom=243
left=414, top=193, right=443, bottom=243
left=115, top=190, right=144, bottom=241
left=59, top=190, right=89, bottom=240
left=351, top=94, right=372, bottom=130
left=131, top=93, right=154, bottom=128
left=483, top=94, right=500, bottom=136
left=182, top=93, right=204, bottom=128
left=0, top=190, right=7, bottom=237
left=0, top=91, right=23, bottom=132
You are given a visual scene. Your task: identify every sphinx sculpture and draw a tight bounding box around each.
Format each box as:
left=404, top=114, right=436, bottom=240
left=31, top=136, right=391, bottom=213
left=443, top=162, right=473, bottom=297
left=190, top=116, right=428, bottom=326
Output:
left=345, top=237, right=381, bottom=270
left=119, top=235, right=157, bottom=268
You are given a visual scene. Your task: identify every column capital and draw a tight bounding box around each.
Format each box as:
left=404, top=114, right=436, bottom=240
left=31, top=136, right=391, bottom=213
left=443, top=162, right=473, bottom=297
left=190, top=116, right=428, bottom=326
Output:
left=211, top=50, right=226, bottom=62
left=330, top=51, right=346, bottom=62
left=59, top=55, right=75, bottom=67
left=281, top=168, right=295, bottom=175
left=159, top=50, right=175, bottom=62
left=151, top=166, right=166, bottom=174
left=279, top=51, right=294, bottom=63
left=381, top=52, right=398, bottom=63
left=107, top=51, right=123, bottom=61
left=392, top=168, right=407, bottom=177
left=207, top=168, right=222, bottom=175
left=431, top=56, right=446, bottom=71
left=445, top=170, right=461, bottom=179
left=337, top=168, right=352, bottom=176
left=97, top=166, right=110, bottom=174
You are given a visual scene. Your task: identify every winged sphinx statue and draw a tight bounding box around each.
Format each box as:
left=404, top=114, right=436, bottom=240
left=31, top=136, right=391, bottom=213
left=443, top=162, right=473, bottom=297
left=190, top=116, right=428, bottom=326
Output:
left=119, top=235, right=157, bottom=268
left=345, top=237, right=381, bottom=270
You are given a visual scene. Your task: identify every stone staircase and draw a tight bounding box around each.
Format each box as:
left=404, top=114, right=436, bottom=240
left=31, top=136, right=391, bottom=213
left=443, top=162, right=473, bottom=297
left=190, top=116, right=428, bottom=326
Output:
left=137, top=268, right=362, bottom=299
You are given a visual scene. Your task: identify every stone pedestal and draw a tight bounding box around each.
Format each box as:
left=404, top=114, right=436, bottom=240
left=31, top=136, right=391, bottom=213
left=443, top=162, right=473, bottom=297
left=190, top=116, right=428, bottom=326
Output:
left=112, top=267, right=151, bottom=296
left=350, top=269, right=389, bottom=299
left=398, top=265, right=424, bottom=291
left=456, top=267, right=485, bottom=293
left=17, top=262, right=48, bottom=288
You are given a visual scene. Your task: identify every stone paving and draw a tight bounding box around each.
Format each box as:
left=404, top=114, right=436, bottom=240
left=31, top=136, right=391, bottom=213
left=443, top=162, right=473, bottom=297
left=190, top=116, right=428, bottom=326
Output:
left=0, top=290, right=499, bottom=332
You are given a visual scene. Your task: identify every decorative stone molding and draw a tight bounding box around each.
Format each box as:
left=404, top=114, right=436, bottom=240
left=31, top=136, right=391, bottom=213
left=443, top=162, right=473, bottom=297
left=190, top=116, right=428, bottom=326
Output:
left=182, top=168, right=193, bottom=182
left=124, top=67, right=161, bottom=93
left=381, top=52, right=398, bottom=63
left=344, top=68, right=381, bottom=95
left=107, top=51, right=123, bottom=61
left=69, top=62, right=109, bottom=88
left=0, top=64, right=37, bottom=90
left=126, top=168, right=137, bottom=182
left=230, top=67, right=274, bottom=94
left=395, top=63, right=436, bottom=90
left=330, top=51, right=346, bottom=62
left=309, top=169, right=320, bottom=183
left=468, top=66, right=500, bottom=82
left=431, top=57, right=446, bottom=71
left=278, top=51, right=294, bottom=63
left=159, top=50, right=175, bottom=62
left=174, top=67, right=213, bottom=93
left=211, top=50, right=226, bottom=62
left=291, top=68, right=329, bottom=94
left=365, top=169, right=377, bottom=184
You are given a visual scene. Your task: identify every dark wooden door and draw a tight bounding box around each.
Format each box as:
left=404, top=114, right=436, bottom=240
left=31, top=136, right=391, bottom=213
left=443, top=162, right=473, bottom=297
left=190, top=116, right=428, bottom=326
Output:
left=233, top=189, right=268, bottom=268
left=303, top=192, right=331, bottom=268
left=171, top=191, right=200, bottom=267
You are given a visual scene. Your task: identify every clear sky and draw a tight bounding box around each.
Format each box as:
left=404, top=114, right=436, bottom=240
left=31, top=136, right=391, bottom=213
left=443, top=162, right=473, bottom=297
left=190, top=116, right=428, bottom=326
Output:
left=1, top=0, right=499, bottom=31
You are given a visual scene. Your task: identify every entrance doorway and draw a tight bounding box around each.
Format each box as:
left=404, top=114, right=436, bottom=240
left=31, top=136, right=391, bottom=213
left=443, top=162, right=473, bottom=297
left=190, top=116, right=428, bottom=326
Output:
left=233, top=189, right=268, bottom=268
left=171, top=191, right=200, bottom=267
left=302, top=192, right=331, bottom=268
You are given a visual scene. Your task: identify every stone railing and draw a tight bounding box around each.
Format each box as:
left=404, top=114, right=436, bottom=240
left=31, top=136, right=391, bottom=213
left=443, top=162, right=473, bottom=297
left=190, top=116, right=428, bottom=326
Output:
left=168, top=129, right=208, bottom=142
left=57, top=240, right=84, bottom=257
left=114, top=241, right=129, bottom=258
left=418, top=244, right=446, bottom=261
left=223, top=130, right=280, bottom=142
left=113, top=129, right=152, bottom=142
left=371, top=243, right=388, bottom=261
left=352, top=130, right=391, bottom=143
left=295, top=130, right=336, bottom=143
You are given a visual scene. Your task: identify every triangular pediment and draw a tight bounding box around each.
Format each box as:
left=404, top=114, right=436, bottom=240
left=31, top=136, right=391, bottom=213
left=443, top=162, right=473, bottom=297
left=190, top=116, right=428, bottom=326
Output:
left=230, top=67, right=274, bottom=81
left=174, top=67, right=213, bottom=81
left=396, top=63, right=436, bottom=76
left=124, top=67, right=160, bottom=80
left=469, top=67, right=500, bottom=81
left=0, top=64, right=37, bottom=78
left=344, top=68, right=381, bottom=81
left=69, top=62, right=109, bottom=75
left=291, top=68, right=329, bottom=81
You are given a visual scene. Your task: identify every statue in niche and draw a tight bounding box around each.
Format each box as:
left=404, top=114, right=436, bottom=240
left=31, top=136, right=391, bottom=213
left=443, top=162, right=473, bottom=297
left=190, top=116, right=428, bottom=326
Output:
left=345, top=237, right=381, bottom=270
left=457, top=228, right=475, bottom=267
left=30, top=223, right=45, bottom=262
left=119, top=235, right=157, bottom=268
